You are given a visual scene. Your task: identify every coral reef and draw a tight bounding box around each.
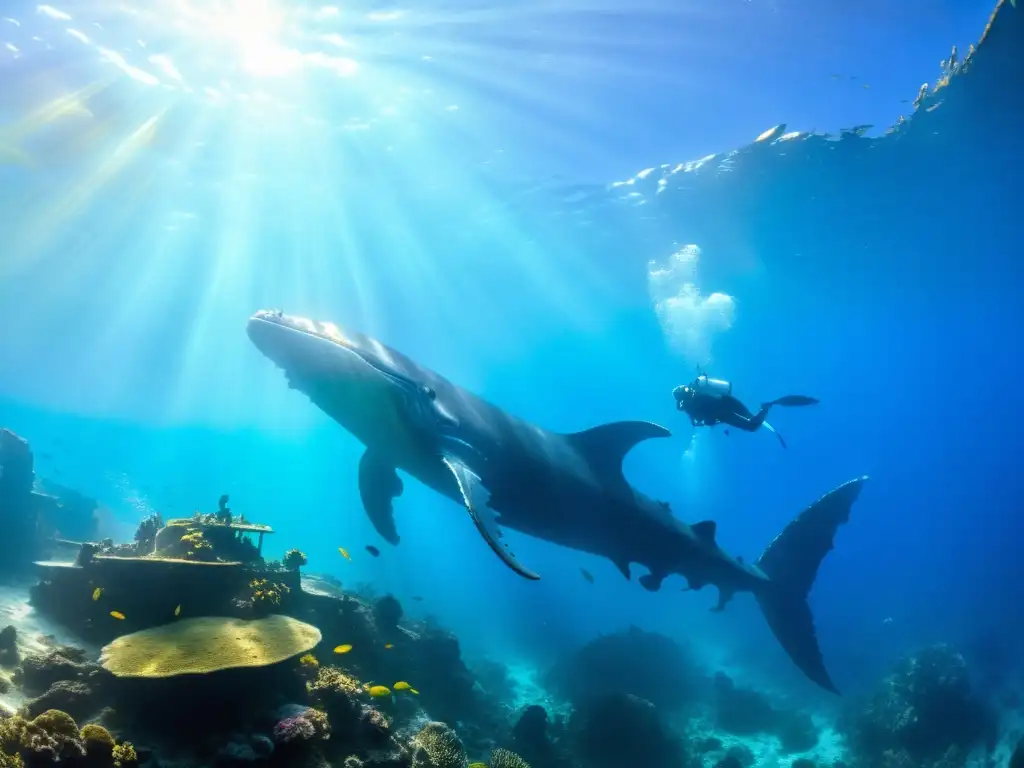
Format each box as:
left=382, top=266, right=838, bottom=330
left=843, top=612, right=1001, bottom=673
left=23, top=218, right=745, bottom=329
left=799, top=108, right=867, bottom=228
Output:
left=0, top=707, right=137, bottom=767
left=841, top=644, right=996, bottom=768
left=570, top=692, right=688, bottom=768
left=284, top=549, right=308, bottom=571
left=99, top=615, right=321, bottom=677
left=546, top=625, right=704, bottom=712
left=709, top=671, right=818, bottom=753
left=412, top=721, right=467, bottom=768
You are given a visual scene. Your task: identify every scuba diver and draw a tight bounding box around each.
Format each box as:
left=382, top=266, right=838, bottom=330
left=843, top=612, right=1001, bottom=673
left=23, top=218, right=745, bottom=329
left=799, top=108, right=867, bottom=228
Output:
left=672, top=374, right=818, bottom=449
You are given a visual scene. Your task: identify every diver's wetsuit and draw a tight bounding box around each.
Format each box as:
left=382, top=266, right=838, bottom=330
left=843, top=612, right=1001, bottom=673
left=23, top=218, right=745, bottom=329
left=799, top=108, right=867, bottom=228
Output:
left=673, top=381, right=819, bottom=449
left=673, top=388, right=772, bottom=432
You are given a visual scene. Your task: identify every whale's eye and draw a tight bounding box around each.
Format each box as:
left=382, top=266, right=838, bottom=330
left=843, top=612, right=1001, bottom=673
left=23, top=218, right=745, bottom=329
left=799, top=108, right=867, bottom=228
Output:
left=423, top=386, right=437, bottom=401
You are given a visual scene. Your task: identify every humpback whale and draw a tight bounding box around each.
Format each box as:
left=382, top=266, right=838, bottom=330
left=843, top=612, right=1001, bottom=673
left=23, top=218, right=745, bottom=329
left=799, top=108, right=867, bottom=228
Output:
left=247, top=309, right=868, bottom=692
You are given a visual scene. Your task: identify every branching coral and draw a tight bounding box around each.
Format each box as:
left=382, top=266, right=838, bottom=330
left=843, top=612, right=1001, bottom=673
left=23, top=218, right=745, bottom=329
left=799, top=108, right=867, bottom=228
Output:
left=112, top=741, right=137, bottom=767
left=180, top=530, right=214, bottom=561
left=248, top=578, right=291, bottom=607
left=412, top=722, right=467, bottom=768
left=488, top=748, right=530, bottom=768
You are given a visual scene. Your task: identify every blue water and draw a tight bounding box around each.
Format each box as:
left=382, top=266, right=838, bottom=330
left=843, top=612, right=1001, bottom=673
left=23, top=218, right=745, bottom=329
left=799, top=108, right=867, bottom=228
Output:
left=0, top=0, right=1019, bottom=719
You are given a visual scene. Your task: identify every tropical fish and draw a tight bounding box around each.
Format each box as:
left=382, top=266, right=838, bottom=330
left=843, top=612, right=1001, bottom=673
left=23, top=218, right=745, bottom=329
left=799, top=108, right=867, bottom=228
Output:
left=469, top=764, right=487, bottom=768
left=384, top=643, right=393, bottom=649
left=92, top=587, right=103, bottom=601
left=338, top=547, right=351, bottom=561
left=174, top=605, right=181, bottom=617
left=334, top=644, right=353, bottom=654
left=109, top=611, right=125, bottom=620
left=367, top=685, right=390, bottom=698
left=365, top=545, right=380, bottom=557
left=393, top=681, right=418, bottom=694
left=580, top=568, right=594, bottom=584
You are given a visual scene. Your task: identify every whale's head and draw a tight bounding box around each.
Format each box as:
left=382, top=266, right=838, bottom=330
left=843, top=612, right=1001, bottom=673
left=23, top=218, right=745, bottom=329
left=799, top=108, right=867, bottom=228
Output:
left=247, top=309, right=449, bottom=447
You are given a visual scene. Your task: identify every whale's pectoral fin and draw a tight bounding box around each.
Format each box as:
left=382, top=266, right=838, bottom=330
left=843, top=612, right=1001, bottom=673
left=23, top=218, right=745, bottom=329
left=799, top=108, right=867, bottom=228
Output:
left=440, top=454, right=541, bottom=581
left=358, top=449, right=404, bottom=545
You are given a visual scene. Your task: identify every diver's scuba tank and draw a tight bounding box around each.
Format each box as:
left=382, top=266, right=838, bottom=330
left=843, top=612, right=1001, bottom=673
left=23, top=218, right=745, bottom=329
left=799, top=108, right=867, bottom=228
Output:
left=692, top=374, right=732, bottom=398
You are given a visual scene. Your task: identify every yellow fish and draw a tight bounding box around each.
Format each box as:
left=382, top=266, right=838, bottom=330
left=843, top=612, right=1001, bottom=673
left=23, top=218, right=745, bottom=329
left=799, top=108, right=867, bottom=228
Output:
left=174, top=605, right=181, bottom=617
left=338, top=547, right=351, bottom=561
left=334, top=644, right=353, bottom=654
left=92, top=587, right=102, bottom=601
left=393, top=681, right=411, bottom=690
left=384, top=643, right=393, bottom=649
left=109, top=611, right=125, bottom=620
left=367, top=685, right=391, bottom=698
left=469, top=764, right=488, bottom=768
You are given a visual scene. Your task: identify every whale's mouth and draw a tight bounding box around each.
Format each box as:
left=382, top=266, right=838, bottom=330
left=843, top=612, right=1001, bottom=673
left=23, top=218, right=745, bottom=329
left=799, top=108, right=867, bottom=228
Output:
left=247, top=309, right=357, bottom=350
left=246, top=310, right=433, bottom=404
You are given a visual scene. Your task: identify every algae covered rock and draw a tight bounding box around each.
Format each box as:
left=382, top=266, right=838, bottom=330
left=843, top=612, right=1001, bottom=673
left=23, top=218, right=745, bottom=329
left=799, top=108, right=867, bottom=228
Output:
left=0, top=708, right=86, bottom=763
left=99, top=614, right=321, bottom=677
left=80, top=723, right=115, bottom=760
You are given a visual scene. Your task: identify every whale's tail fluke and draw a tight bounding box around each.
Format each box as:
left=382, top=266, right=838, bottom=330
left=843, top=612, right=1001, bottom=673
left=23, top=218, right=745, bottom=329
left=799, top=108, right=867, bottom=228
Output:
left=754, top=476, right=868, bottom=693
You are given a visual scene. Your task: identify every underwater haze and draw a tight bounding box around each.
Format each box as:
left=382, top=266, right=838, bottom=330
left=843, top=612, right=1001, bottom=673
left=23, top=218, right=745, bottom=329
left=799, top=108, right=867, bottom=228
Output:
left=1, top=0, right=1023, bottom=767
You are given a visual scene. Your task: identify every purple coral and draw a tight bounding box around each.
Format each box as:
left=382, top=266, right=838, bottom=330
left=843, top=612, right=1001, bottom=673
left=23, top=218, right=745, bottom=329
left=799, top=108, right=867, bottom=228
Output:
left=273, top=716, right=317, bottom=745
left=272, top=706, right=330, bottom=747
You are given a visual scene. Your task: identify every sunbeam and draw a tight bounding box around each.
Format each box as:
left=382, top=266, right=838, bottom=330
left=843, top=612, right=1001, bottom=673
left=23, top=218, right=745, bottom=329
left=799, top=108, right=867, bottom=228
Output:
left=0, top=0, right=727, bottom=423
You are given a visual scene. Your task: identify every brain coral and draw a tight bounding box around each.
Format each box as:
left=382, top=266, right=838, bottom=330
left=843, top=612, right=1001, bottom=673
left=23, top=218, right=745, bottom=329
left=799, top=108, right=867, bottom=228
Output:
left=99, top=615, right=321, bottom=678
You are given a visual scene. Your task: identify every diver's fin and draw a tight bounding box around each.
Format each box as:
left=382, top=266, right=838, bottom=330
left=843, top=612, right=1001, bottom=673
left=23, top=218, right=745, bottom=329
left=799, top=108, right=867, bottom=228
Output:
left=770, top=395, right=819, bottom=407
left=692, top=520, right=717, bottom=543
left=441, top=454, right=541, bottom=581
left=639, top=572, right=665, bottom=592
left=358, top=449, right=403, bottom=545
left=763, top=422, right=788, bottom=449
left=566, top=421, right=671, bottom=487
left=754, top=476, right=868, bottom=694
left=613, top=558, right=632, bottom=580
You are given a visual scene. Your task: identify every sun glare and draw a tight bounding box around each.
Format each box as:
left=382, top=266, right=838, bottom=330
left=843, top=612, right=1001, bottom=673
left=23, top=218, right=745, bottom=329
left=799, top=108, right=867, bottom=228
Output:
left=204, top=0, right=295, bottom=77
left=0, top=0, right=692, bottom=423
